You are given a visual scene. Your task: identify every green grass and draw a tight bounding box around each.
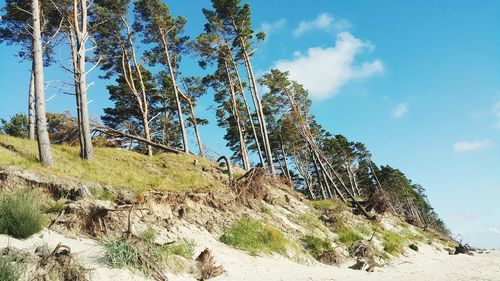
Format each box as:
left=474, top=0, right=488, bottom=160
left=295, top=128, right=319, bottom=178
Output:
left=260, top=203, right=272, bottom=215
left=0, top=257, right=21, bottom=281
left=103, top=237, right=141, bottom=270
left=0, top=135, right=223, bottom=192
left=301, top=234, right=333, bottom=258
left=91, top=187, right=116, bottom=201
left=0, top=189, right=46, bottom=239
left=220, top=217, right=290, bottom=256
left=299, top=214, right=328, bottom=232
left=381, top=230, right=406, bottom=255
left=163, top=239, right=196, bottom=259
left=337, top=229, right=363, bottom=245
left=44, top=200, right=66, bottom=214
left=310, top=198, right=348, bottom=212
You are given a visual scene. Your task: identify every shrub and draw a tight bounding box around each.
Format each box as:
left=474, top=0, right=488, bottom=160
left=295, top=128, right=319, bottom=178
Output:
left=409, top=244, right=419, bottom=252
left=0, top=257, right=21, bottom=281
left=0, top=190, right=46, bottom=239
left=302, top=234, right=333, bottom=257
left=220, top=217, right=289, bottom=255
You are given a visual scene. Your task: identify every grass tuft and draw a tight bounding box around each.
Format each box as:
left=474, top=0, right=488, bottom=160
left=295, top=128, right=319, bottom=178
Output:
left=103, top=237, right=141, bottom=270
left=259, top=203, right=272, bottom=214
left=301, top=234, right=333, bottom=258
left=381, top=230, right=406, bottom=255
left=0, top=257, right=21, bottom=281
left=337, top=229, right=363, bottom=245
left=0, top=189, right=46, bottom=239
left=220, top=217, right=289, bottom=256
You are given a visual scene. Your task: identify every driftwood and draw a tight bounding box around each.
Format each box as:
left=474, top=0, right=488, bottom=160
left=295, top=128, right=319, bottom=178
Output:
left=92, top=125, right=182, bottom=154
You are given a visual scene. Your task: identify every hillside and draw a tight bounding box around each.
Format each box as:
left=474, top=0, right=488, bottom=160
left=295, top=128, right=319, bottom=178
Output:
left=1, top=135, right=494, bottom=281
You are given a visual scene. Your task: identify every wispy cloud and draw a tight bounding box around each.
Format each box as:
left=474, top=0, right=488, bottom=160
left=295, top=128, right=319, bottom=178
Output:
left=453, top=139, right=493, bottom=152
left=393, top=103, right=408, bottom=119
left=293, top=13, right=350, bottom=37
left=274, top=32, right=383, bottom=100
left=259, top=19, right=286, bottom=36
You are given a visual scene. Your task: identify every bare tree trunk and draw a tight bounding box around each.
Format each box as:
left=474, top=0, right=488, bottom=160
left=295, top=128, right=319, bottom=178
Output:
left=28, top=68, right=36, bottom=140
left=160, top=33, right=189, bottom=154
left=121, top=18, right=153, bottom=157
left=32, top=0, right=54, bottom=167
left=225, top=61, right=250, bottom=170
left=292, top=151, right=315, bottom=199
left=68, top=31, right=84, bottom=155
left=177, top=87, right=204, bottom=157
left=230, top=57, right=264, bottom=165
left=279, top=140, right=292, bottom=182
left=73, top=0, right=94, bottom=160
left=240, top=39, right=274, bottom=173
left=309, top=147, right=328, bottom=199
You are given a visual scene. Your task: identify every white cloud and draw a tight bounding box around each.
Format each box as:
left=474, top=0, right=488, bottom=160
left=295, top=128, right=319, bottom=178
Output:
left=259, top=19, right=286, bottom=36
left=274, top=32, right=384, bottom=99
left=293, top=13, right=350, bottom=37
left=393, top=103, right=408, bottom=119
left=453, top=139, right=493, bottom=152
left=488, top=227, right=500, bottom=235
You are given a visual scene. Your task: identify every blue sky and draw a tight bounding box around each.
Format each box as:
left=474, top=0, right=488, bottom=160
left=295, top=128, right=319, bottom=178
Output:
left=1, top=0, right=499, bottom=248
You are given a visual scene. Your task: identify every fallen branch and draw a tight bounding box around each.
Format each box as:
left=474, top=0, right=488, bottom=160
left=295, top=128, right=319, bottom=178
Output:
left=92, top=125, right=182, bottom=154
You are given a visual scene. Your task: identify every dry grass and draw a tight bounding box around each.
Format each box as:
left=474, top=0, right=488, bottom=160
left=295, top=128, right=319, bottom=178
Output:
left=0, top=135, right=223, bottom=193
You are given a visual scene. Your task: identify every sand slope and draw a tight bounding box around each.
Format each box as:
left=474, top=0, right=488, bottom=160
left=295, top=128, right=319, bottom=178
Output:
left=1, top=228, right=499, bottom=281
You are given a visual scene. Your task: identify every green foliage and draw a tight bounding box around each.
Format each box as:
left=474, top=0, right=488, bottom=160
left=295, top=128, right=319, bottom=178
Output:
left=337, top=229, right=363, bottom=245
left=0, top=190, right=46, bottom=239
left=301, top=234, right=333, bottom=258
left=220, top=217, right=289, bottom=256
left=0, top=257, right=21, bottom=281
left=0, top=114, right=28, bottom=138
left=409, top=244, right=419, bottom=252
left=381, top=230, right=406, bottom=255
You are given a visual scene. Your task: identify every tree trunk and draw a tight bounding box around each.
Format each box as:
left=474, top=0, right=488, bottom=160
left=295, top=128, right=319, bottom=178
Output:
left=28, top=67, right=36, bottom=140
left=161, top=33, right=189, bottom=154
left=225, top=61, right=250, bottom=170
left=69, top=32, right=84, bottom=155
left=177, top=87, right=204, bottom=157
left=230, top=56, right=264, bottom=165
left=73, top=0, right=94, bottom=160
left=69, top=0, right=94, bottom=160
left=32, top=0, right=54, bottom=167
left=240, top=38, right=274, bottom=173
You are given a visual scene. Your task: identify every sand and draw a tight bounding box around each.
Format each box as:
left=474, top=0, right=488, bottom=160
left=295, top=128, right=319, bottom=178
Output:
left=1, top=227, right=499, bottom=281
